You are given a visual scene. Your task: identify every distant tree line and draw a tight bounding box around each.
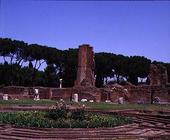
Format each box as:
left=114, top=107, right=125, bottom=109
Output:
left=0, top=38, right=169, bottom=87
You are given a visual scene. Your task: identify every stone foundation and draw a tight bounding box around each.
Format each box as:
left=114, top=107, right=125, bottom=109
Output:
left=0, top=84, right=169, bottom=104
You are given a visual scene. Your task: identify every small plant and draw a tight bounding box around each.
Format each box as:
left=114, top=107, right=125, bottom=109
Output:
left=47, top=109, right=67, bottom=120
left=71, top=109, right=86, bottom=121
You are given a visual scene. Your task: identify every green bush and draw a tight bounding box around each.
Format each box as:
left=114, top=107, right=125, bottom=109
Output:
left=88, top=114, right=132, bottom=128
left=71, top=109, right=86, bottom=121
left=47, top=108, right=86, bottom=121
left=47, top=109, right=67, bottom=120
left=0, top=110, right=132, bottom=128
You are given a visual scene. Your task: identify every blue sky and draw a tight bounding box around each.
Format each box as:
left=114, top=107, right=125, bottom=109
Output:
left=0, top=0, right=170, bottom=63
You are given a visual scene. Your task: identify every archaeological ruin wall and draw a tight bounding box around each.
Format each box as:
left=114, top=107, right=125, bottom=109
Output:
left=0, top=45, right=169, bottom=103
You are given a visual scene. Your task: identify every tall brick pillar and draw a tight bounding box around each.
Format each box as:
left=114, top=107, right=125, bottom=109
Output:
left=74, top=44, right=95, bottom=87
left=149, top=64, right=168, bottom=86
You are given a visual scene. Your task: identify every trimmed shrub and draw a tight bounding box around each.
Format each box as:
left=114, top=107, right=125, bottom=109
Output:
left=47, top=109, right=67, bottom=120
left=71, top=109, right=86, bottom=121
left=0, top=110, right=132, bottom=128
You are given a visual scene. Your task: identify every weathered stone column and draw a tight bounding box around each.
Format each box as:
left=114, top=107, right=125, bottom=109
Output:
left=74, top=44, right=95, bottom=87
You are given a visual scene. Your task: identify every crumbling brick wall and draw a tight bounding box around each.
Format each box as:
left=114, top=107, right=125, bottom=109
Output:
left=0, top=86, right=30, bottom=99
left=149, top=64, right=168, bottom=86
left=72, top=86, right=101, bottom=102
left=51, top=88, right=72, bottom=100
left=127, top=86, right=151, bottom=103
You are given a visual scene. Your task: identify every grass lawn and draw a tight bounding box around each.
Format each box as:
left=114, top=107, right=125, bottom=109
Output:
left=80, top=102, right=170, bottom=111
left=0, top=99, right=169, bottom=111
left=0, top=99, right=56, bottom=106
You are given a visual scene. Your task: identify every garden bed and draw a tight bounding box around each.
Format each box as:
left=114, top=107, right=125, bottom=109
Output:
left=0, top=109, right=132, bottom=128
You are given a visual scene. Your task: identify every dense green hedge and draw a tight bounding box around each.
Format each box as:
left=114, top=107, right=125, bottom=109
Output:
left=0, top=109, right=132, bottom=128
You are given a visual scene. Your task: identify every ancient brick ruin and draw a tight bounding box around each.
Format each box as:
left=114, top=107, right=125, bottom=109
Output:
left=74, top=44, right=95, bottom=87
left=102, top=64, right=170, bottom=104
left=73, top=44, right=100, bottom=102
left=0, top=45, right=169, bottom=103
left=149, top=64, right=168, bottom=86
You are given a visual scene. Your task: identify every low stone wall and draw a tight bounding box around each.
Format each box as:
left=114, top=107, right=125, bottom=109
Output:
left=151, top=86, right=170, bottom=103
left=127, top=85, right=169, bottom=103
left=0, top=86, right=71, bottom=100
left=0, top=86, right=100, bottom=102
left=128, top=86, right=151, bottom=103
left=0, top=85, right=169, bottom=104
left=75, top=87, right=101, bottom=102
left=0, top=86, right=31, bottom=99
left=100, top=88, right=125, bottom=103
left=51, top=88, right=72, bottom=101
left=99, top=85, right=170, bottom=104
